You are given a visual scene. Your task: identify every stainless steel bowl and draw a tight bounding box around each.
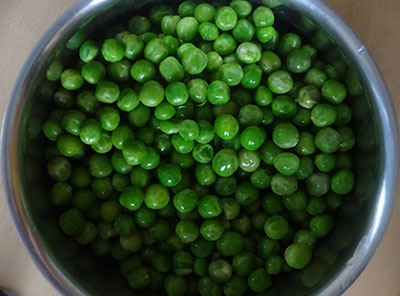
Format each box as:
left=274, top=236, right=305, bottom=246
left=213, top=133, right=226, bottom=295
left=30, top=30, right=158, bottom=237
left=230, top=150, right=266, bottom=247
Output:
left=2, top=0, right=399, bottom=295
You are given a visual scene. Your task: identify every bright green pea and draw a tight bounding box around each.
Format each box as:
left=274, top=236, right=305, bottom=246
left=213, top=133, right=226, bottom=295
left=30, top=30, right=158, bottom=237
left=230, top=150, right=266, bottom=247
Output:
left=119, top=186, right=144, bottom=211
left=207, top=52, right=224, bottom=72
left=130, top=59, right=156, bottom=83
left=194, top=3, right=216, bottom=23
left=81, top=61, right=106, bottom=84
left=120, top=34, right=144, bottom=60
left=272, top=123, right=299, bottom=149
left=218, top=63, right=244, bottom=86
left=97, top=106, right=120, bottom=131
left=161, top=15, right=181, bottom=36
left=212, top=148, right=239, bottom=177
left=144, top=38, right=169, bottom=64
left=80, top=119, right=102, bottom=145
left=239, top=126, right=265, bottom=151
left=256, top=27, right=277, bottom=43
left=304, top=68, right=327, bottom=89
left=117, top=87, right=139, bottom=112
left=215, top=6, right=238, bottom=31
left=273, top=152, right=300, bottom=176
left=159, top=56, right=184, bottom=83
left=208, top=80, right=230, bottom=105
left=166, top=82, right=189, bottom=106
left=214, top=33, right=237, bottom=56
left=200, top=218, right=225, bottom=241
left=173, top=188, right=198, bottom=213
left=101, top=38, right=124, bottom=62
left=42, top=119, right=63, bottom=141
left=255, top=86, right=273, bottom=106
left=176, top=17, right=199, bottom=41
left=182, top=48, right=208, bottom=75
left=192, top=143, right=214, bottom=164
left=57, top=135, right=85, bottom=158
left=178, top=0, right=196, bottom=17
left=198, top=195, right=223, bottom=219
left=138, top=80, right=164, bottom=107
left=258, top=51, right=281, bottom=74
left=235, top=64, right=256, bottom=90
left=122, top=140, right=148, bottom=165
left=277, top=33, right=302, bottom=57
left=264, top=215, right=289, bottom=240
left=253, top=6, right=274, bottom=27
left=268, top=70, right=293, bottom=94
left=271, top=95, right=297, bottom=119
left=95, top=80, right=120, bottom=104
left=91, top=131, right=112, bottom=154
left=60, top=69, right=84, bottom=90
left=236, top=42, right=261, bottom=64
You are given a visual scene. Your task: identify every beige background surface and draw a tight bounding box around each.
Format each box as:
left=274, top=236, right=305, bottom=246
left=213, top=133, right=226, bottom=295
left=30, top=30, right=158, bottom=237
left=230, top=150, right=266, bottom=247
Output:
left=0, top=0, right=399, bottom=295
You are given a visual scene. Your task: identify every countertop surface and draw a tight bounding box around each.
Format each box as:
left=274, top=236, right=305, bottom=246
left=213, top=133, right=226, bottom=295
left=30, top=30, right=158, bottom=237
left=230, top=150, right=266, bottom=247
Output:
left=0, top=1, right=399, bottom=295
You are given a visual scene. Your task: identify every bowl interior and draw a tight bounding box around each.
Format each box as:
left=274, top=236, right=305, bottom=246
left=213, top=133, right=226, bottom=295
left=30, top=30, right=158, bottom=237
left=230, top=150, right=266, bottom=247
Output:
left=6, top=0, right=397, bottom=295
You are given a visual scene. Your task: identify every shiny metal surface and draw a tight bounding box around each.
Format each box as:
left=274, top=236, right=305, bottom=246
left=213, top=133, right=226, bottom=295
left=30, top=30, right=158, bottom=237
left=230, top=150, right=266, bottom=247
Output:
left=2, top=0, right=398, bottom=295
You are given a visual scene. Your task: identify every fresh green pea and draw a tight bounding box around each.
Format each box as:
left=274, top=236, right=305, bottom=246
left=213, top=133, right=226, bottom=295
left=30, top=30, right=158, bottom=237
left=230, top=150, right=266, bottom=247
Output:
left=214, top=33, right=237, bottom=56
left=232, top=19, right=255, bottom=43
left=215, top=6, right=238, bottom=31
left=60, top=69, right=84, bottom=90
left=182, top=47, right=208, bottom=75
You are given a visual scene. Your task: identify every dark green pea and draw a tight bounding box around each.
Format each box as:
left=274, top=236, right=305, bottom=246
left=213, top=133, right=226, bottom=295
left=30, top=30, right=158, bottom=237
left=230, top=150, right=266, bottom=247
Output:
left=127, top=265, right=150, bottom=290
left=326, top=192, right=343, bottom=210
left=159, top=57, right=184, bottom=83
left=172, top=151, right=195, bottom=169
left=334, top=103, right=352, bottom=126
left=173, top=188, right=198, bottom=213
left=306, top=172, right=330, bottom=197
left=69, top=166, right=90, bottom=189
left=134, top=206, right=156, bottom=228
left=88, top=153, right=112, bottom=178
left=178, top=0, right=196, bottom=17
left=60, top=69, right=84, bottom=90
left=258, top=51, right=281, bottom=74
left=79, top=119, right=102, bottom=145
left=122, top=140, right=148, bottom=165
left=50, top=182, right=72, bottom=206
left=261, top=192, right=282, bottom=215
left=250, top=168, right=272, bottom=189
left=216, top=231, right=244, bottom=257
left=195, top=163, right=216, bottom=186
left=233, top=182, right=258, bottom=206
left=292, top=107, right=312, bottom=128
left=309, top=214, right=334, bottom=238
left=128, top=16, right=151, bottom=34
left=232, top=251, right=256, bottom=278
left=256, top=27, right=277, bottom=43
left=272, top=123, right=299, bottom=149
left=200, top=218, right=225, bottom=241
left=261, top=108, right=275, bottom=126
left=46, top=58, right=63, bottom=81
left=214, top=33, right=237, bottom=56
left=43, top=119, right=63, bottom=141
left=248, top=268, right=272, bottom=293
left=128, top=103, right=151, bottom=127
left=198, top=276, right=222, bottom=296
left=190, top=238, right=215, bottom=259
left=257, top=236, right=279, bottom=260
left=271, top=173, right=298, bottom=196
left=209, top=259, right=233, bottom=284
left=238, top=104, right=263, bottom=126
left=260, top=141, right=282, bottom=165
left=61, top=109, right=86, bottom=136
left=311, top=104, right=337, bottom=127
left=110, top=126, right=134, bottom=151
left=306, top=196, right=327, bottom=216
left=119, top=34, right=144, bottom=60
left=95, top=80, right=120, bottom=104
left=338, top=126, right=356, bottom=152
left=176, top=219, right=200, bottom=244
left=277, top=33, right=302, bottom=57
left=155, top=133, right=172, bottom=155
left=315, top=127, right=341, bottom=153
left=304, top=68, right=327, bottom=89
left=172, top=134, right=195, bottom=154
left=111, top=151, right=133, bottom=174
left=76, top=91, right=100, bottom=114
left=157, top=163, right=182, bottom=187
left=175, top=100, right=195, bottom=120
left=195, top=3, right=216, bottom=23
left=59, top=208, right=85, bottom=236
left=99, top=200, right=121, bottom=222
left=176, top=17, right=199, bottom=42
left=250, top=210, right=268, bottom=231
left=295, top=132, right=316, bottom=156
left=265, top=255, right=283, bottom=275
left=192, top=143, right=213, bottom=163
left=164, top=274, right=187, bottom=296
left=194, top=258, right=209, bottom=277
left=214, top=114, right=238, bottom=140
left=331, top=169, right=355, bottom=195
left=96, top=106, right=120, bottom=131
left=57, top=135, right=85, bottom=158
left=293, top=229, right=316, bottom=249
left=107, top=59, right=131, bottom=82
left=264, top=215, right=289, bottom=240
left=199, top=22, right=219, bottom=42
left=293, top=156, right=313, bottom=180
left=161, top=15, right=180, bottom=36
left=149, top=4, right=174, bottom=24
left=53, top=89, right=74, bottom=109
left=239, top=64, right=261, bottom=90
left=271, top=95, right=297, bottom=119
left=139, top=32, right=158, bottom=43
left=163, top=35, right=179, bottom=56
left=91, top=177, right=113, bottom=200
left=74, top=221, right=97, bottom=245
left=206, top=52, right=223, bottom=73
left=286, top=49, right=311, bottom=73
left=268, top=70, right=293, bottom=94
left=148, top=218, right=172, bottom=242
left=47, top=156, right=72, bottom=182
left=173, top=250, right=193, bottom=275
left=130, top=59, right=156, bottom=83
left=314, top=152, right=337, bottom=173
left=151, top=252, right=171, bottom=273
left=219, top=198, right=239, bottom=220
left=112, top=173, right=131, bottom=192
left=238, top=149, right=261, bottom=173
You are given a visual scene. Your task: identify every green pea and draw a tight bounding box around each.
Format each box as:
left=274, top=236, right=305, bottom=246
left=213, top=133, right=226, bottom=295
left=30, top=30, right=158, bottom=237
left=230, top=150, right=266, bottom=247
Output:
left=198, top=276, right=222, bottom=296
left=42, top=119, right=63, bottom=141
left=256, top=27, right=277, bottom=43
left=306, top=172, right=330, bottom=197
left=128, top=16, right=151, bottom=34
left=238, top=149, right=260, bottom=173
left=46, top=58, right=64, bottom=81
left=92, top=131, right=112, bottom=154
left=286, top=49, right=311, bottom=73
left=178, top=0, right=196, bottom=17
left=173, top=188, right=198, bottom=213
left=159, top=57, right=184, bottom=83
left=165, top=274, right=187, bottom=296
left=331, top=169, right=355, bottom=195
left=214, top=33, right=237, bottom=56
left=101, top=38, right=124, bottom=62
left=195, top=3, right=216, bottom=23
left=272, top=123, right=299, bottom=149
left=53, top=89, right=74, bottom=109
left=60, top=69, right=84, bottom=90
left=239, top=126, right=265, bottom=151
left=80, top=119, right=102, bottom=145
left=200, top=218, right=225, bottom=241
left=187, top=78, right=208, bottom=104
left=134, top=206, right=156, bottom=228
left=95, top=80, right=120, bottom=104
left=59, top=208, right=85, bottom=236
left=315, top=127, right=341, bottom=153
left=191, top=237, right=215, bottom=258
left=334, top=103, right=352, bottom=126
left=284, top=243, right=312, bottom=269
left=212, top=148, right=239, bottom=177
left=321, top=79, right=347, bottom=104
left=295, top=132, right=316, bottom=156
left=271, top=95, right=297, bottom=119
left=207, top=80, right=230, bottom=105
left=130, top=59, right=156, bottom=83
left=238, top=104, right=263, bottom=127
left=254, top=86, right=274, bottom=107
left=247, top=268, right=272, bottom=293
left=182, top=48, right=208, bottom=75
left=97, top=106, right=120, bottom=131
left=111, top=125, right=134, bottom=151
left=207, top=52, right=224, bottom=72
left=127, top=265, right=150, bottom=290
left=268, top=70, right=294, bottom=94
left=128, top=103, right=151, bottom=127
left=209, top=259, right=233, bottom=283
left=172, top=150, right=195, bottom=169
left=107, top=59, right=131, bottom=82
left=112, top=173, right=131, bottom=192
left=122, top=140, right=148, bottom=165
left=176, top=220, right=200, bottom=244
left=198, top=195, right=223, bottom=219
left=120, top=34, right=144, bottom=60
left=144, top=38, right=169, bottom=64
left=273, top=152, right=300, bottom=176
left=57, top=135, right=85, bottom=158
left=314, top=152, right=337, bottom=173
left=149, top=4, right=174, bottom=24
left=260, top=141, right=281, bottom=165
left=258, top=51, right=281, bottom=74
left=144, top=184, right=170, bottom=210
left=236, top=42, right=261, bottom=64
left=304, top=68, right=327, bottom=89
left=176, top=17, right=199, bottom=41
left=232, top=19, right=255, bottom=43
left=277, top=33, right=302, bottom=57
left=76, top=91, right=100, bottom=114
left=165, top=82, right=189, bottom=106
left=194, top=163, right=216, bottom=186
left=81, top=61, right=106, bottom=84
left=218, top=63, right=243, bottom=86
left=161, top=15, right=180, bottom=36
left=252, top=6, right=274, bottom=27
left=271, top=173, right=298, bottom=196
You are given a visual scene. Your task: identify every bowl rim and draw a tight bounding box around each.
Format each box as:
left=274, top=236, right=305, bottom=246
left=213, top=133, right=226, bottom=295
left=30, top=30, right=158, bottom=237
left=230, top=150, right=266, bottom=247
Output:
left=2, top=0, right=399, bottom=295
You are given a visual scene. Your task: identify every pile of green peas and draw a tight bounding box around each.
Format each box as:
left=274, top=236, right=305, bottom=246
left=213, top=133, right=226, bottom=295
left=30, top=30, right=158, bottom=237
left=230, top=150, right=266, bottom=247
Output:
left=43, top=0, right=356, bottom=295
